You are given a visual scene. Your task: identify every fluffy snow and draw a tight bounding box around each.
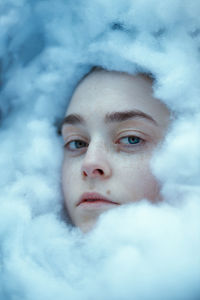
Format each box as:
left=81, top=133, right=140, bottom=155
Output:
left=0, top=0, right=200, bottom=299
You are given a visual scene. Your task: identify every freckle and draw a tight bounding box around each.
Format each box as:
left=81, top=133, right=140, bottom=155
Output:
left=107, top=190, right=111, bottom=195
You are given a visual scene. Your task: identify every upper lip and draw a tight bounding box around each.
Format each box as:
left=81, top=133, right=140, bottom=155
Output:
left=77, top=192, right=119, bottom=206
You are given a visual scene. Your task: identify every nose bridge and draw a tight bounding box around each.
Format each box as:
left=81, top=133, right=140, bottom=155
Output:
left=83, top=137, right=108, bottom=166
left=87, top=136, right=107, bottom=158
left=81, top=136, right=112, bottom=178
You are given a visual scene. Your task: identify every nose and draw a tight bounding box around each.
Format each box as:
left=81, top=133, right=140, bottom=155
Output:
left=81, top=142, right=112, bottom=179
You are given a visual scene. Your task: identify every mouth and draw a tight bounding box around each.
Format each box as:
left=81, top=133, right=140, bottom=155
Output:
left=77, top=192, right=119, bottom=207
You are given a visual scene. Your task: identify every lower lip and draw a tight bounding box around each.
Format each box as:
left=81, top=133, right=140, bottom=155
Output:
left=78, top=199, right=119, bottom=208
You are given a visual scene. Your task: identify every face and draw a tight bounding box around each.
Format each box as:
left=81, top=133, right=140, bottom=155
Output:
left=61, top=70, right=170, bottom=232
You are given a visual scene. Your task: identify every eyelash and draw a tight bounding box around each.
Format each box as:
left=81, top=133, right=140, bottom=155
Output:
left=64, top=135, right=144, bottom=152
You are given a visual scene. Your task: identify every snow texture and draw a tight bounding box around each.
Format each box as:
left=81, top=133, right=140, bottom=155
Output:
left=0, top=0, right=200, bottom=299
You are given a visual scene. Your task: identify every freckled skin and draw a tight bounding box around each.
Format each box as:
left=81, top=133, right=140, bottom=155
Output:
left=61, top=70, right=170, bottom=232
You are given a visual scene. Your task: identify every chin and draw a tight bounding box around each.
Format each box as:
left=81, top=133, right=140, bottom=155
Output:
left=77, top=219, right=98, bottom=233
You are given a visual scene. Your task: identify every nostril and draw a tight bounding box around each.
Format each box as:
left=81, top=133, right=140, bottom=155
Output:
left=82, top=168, right=104, bottom=177
left=96, top=169, right=104, bottom=175
left=83, top=171, right=87, bottom=176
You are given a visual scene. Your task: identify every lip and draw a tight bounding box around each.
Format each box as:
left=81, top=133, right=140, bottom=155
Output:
left=77, top=192, right=119, bottom=207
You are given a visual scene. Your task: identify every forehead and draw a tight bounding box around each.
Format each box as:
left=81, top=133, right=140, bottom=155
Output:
left=66, top=70, right=169, bottom=124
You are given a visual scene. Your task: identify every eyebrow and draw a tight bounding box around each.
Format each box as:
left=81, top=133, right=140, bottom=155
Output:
left=61, top=110, right=158, bottom=128
left=105, top=110, right=158, bottom=125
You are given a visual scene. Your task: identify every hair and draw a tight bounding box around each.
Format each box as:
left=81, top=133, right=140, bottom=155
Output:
left=80, top=66, right=154, bottom=85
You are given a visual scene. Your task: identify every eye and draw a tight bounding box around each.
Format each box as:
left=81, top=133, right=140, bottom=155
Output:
left=118, top=136, right=142, bottom=145
left=65, top=139, right=88, bottom=151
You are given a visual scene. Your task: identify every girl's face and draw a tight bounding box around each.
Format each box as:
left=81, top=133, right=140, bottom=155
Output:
left=61, top=70, right=170, bottom=232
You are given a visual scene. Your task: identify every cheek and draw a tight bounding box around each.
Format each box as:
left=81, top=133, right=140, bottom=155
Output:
left=61, top=159, right=77, bottom=201
left=61, top=159, right=80, bottom=223
left=62, top=155, right=80, bottom=181
left=118, top=154, right=160, bottom=202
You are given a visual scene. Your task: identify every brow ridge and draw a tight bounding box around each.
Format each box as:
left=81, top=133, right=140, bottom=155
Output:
left=61, top=114, right=85, bottom=127
left=61, top=110, right=158, bottom=129
left=104, top=110, right=157, bottom=125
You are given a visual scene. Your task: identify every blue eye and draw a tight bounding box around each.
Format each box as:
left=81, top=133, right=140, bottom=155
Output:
left=65, top=140, right=88, bottom=150
left=119, top=136, right=141, bottom=145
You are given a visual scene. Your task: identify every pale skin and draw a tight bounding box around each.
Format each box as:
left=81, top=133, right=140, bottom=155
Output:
left=61, top=69, right=170, bottom=232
